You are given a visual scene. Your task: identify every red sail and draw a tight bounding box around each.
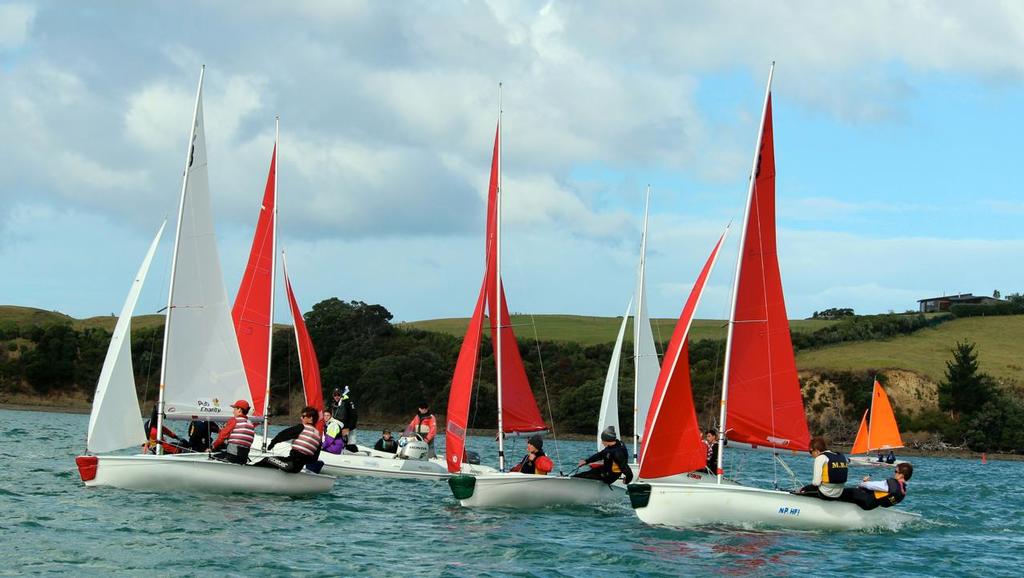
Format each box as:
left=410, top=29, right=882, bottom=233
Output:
left=725, top=95, right=810, bottom=452
left=482, top=122, right=545, bottom=434
left=445, top=280, right=487, bottom=472
left=283, top=266, right=323, bottom=414
left=639, top=231, right=727, bottom=479
left=232, top=145, right=276, bottom=416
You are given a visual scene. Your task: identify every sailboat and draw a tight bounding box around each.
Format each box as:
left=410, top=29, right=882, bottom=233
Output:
left=626, top=64, right=919, bottom=530
left=74, top=68, right=332, bottom=495
left=848, top=380, right=907, bottom=468
left=598, top=186, right=661, bottom=464
left=446, top=96, right=623, bottom=507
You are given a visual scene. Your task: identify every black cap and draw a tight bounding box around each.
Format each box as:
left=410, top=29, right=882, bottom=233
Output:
left=528, top=434, right=543, bottom=450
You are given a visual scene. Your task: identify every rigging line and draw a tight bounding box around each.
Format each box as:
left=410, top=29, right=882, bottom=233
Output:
left=529, top=313, right=560, bottom=467
left=468, top=315, right=488, bottom=430
left=140, top=319, right=160, bottom=413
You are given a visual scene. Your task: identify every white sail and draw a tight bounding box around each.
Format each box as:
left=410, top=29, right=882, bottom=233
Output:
left=162, top=78, right=248, bottom=420
left=632, top=188, right=660, bottom=451
left=598, top=298, right=631, bottom=450
left=87, top=221, right=166, bottom=453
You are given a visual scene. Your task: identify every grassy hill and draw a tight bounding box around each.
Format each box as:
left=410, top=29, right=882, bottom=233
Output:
left=796, top=315, right=1024, bottom=385
left=401, top=314, right=838, bottom=347
left=0, top=305, right=164, bottom=332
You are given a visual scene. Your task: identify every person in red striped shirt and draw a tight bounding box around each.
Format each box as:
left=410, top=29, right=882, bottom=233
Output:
left=254, top=406, right=324, bottom=473
left=210, top=400, right=255, bottom=464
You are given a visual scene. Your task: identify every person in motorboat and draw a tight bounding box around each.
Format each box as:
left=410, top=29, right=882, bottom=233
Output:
left=405, top=402, right=438, bottom=458
left=209, top=399, right=256, bottom=465
left=373, top=429, right=398, bottom=454
left=143, top=405, right=185, bottom=454
left=574, top=426, right=633, bottom=485
left=331, top=386, right=358, bottom=444
left=254, top=406, right=324, bottom=473
left=702, top=429, right=720, bottom=474
left=510, top=434, right=554, bottom=475
left=885, top=450, right=897, bottom=464
left=321, top=408, right=349, bottom=454
left=794, top=436, right=848, bottom=500
left=185, top=416, right=220, bottom=452
left=839, top=462, right=913, bottom=510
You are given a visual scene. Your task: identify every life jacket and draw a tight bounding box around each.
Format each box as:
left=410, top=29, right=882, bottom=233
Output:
left=605, top=442, right=628, bottom=474
left=409, top=413, right=435, bottom=438
left=226, top=416, right=256, bottom=449
left=821, top=451, right=849, bottom=484
left=290, top=424, right=322, bottom=456
left=515, top=451, right=553, bottom=475
left=873, top=478, right=907, bottom=508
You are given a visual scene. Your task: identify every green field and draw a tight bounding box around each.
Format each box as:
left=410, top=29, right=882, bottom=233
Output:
left=0, top=305, right=164, bottom=332
left=796, top=315, right=1024, bottom=385
left=400, top=314, right=838, bottom=347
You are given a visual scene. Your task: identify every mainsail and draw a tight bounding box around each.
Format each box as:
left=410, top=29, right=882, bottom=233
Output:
left=722, top=93, right=810, bottom=452
left=597, top=299, right=631, bottom=450
left=87, top=221, right=166, bottom=454
left=445, top=281, right=488, bottom=473
left=632, top=188, right=660, bottom=451
left=638, top=230, right=728, bottom=479
left=233, top=144, right=277, bottom=417
left=160, top=71, right=249, bottom=420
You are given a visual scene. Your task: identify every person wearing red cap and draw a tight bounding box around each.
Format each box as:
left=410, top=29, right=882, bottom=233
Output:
left=210, top=399, right=255, bottom=464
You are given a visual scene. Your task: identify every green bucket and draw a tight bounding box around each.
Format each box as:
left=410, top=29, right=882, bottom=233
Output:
left=627, top=483, right=652, bottom=509
left=448, top=474, right=477, bottom=500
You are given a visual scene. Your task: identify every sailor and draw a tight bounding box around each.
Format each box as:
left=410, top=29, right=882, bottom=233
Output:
left=373, top=429, right=399, bottom=454
left=702, top=429, right=720, bottom=474
left=405, top=402, right=437, bottom=458
left=510, top=434, right=554, bottom=475
left=795, top=436, right=848, bottom=500
left=255, top=406, right=324, bottom=473
left=885, top=450, right=897, bottom=464
left=331, top=386, right=358, bottom=444
left=186, top=416, right=220, bottom=452
left=321, top=408, right=348, bottom=455
left=573, top=426, right=633, bottom=485
left=210, top=400, right=256, bottom=465
left=839, top=462, right=913, bottom=510
left=143, top=405, right=185, bottom=454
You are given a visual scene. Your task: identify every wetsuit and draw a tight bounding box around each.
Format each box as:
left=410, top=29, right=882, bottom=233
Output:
left=186, top=419, right=220, bottom=452
left=511, top=450, right=554, bottom=475
left=840, top=477, right=907, bottom=510
left=574, top=440, right=633, bottom=484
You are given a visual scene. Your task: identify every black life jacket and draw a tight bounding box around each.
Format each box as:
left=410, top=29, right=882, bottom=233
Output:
left=821, top=451, right=849, bottom=484
left=873, top=478, right=907, bottom=508
left=517, top=450, right=546, bottom=474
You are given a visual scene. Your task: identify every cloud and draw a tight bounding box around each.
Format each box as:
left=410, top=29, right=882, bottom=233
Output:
left=0, top=3, right=34, bottom=52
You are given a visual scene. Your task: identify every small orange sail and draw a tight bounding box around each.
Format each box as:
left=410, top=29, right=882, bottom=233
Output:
left=850, top=410, right=869, bottom=454
left=868, top=380, right=904, bottom=451
left=851, top=380, right=904, bottom=454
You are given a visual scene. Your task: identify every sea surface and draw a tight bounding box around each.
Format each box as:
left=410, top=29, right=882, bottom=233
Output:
left=2, top=408, right=1021, bottom=577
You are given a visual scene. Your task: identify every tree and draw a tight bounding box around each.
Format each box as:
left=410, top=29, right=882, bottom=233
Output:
left=993, top=289, right=1001, bottom=299
left=938, top=340, right=994, bottom=421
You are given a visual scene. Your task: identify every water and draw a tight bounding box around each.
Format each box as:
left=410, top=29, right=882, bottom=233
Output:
left=2, top=408, right=1021, bottom=576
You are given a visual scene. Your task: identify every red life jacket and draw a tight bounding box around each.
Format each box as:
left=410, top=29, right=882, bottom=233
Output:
left=226, top=417, right=256, bottom=449
left=290, top=424, right=322, bottom=456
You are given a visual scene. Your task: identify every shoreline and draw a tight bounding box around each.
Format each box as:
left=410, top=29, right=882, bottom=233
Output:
left=4, top=402, right=1019, bottom=461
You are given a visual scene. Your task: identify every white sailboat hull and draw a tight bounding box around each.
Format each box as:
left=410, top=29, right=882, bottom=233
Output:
left=78, top=454, right=334, bottom=495
left=451, top=473, right=625, bottom=508
left=630, top=481, right=920, bottom=531
left=251, top=436, right=496, bottom=480
left=849, top=455, right=907, bottom=469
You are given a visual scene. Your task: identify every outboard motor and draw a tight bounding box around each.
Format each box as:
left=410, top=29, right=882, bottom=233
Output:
left=464, top=449, right=482, bottom=465
left=396, top=436, right=429, bottom=460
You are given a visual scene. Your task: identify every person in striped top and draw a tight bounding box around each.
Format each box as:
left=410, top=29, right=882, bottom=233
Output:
left=210, top=399, right=256, bottom=464
left=255, top=406, right=324, bottom=474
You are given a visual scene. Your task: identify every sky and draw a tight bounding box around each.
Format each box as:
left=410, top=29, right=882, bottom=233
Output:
left=2, top=1, right=1023, bottom=325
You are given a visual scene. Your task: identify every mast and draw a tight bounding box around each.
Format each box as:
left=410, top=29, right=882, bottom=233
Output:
left=260, top=117, right=279, bottom=447
left=632, top=184, right=651, bottom=459
left=495, top=82, right=506, bottom=472
left=156, top=65, right=205, bottom=453
left=716, top=62, right=774, bottom=483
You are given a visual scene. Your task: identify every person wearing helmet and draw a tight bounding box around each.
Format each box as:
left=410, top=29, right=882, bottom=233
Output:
left=210, top=400, right=255, bottom=464
left=574, top=426, right=633, bottom=484
left=510, top=434, right=554, bottom=475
